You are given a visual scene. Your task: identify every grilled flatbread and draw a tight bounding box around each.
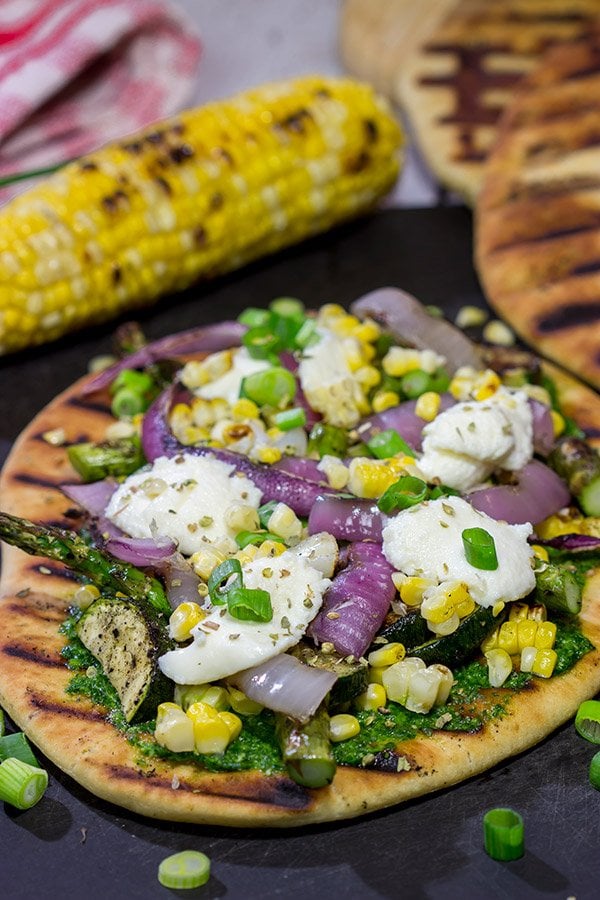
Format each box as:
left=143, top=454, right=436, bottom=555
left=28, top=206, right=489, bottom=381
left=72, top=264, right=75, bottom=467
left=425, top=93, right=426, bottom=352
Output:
left=476, top=29, right=600, bottom=391
left=395, top=0, right=600, bottom=205
left=1, top=353, right=600, bottom=826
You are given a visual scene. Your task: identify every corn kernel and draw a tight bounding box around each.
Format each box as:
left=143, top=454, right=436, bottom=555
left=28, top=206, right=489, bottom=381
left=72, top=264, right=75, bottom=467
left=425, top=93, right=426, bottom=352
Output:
left=520, top=646, right=537, bottom=673
left=169, top=601, right=206, bottom=642
left=432, top=664, right=454, bottom=705
left=455, top=596, right=476, bottom=619
left=347, top=457, right=403, bottom=499
left=367, top=642, right=406, bottom=668
left=485, top=648, right=513, bottom=687
left=508, top=602, right=530, bottom=621
left=189, top=397, right=216, bottom=428
left=227, top=686, right=264, bottom=716
left=483, top=320, right=515, bottom=346
left=190, top=546, right=226, bottom=580
left=354, top=364, right=381, bottom=389
left=415, top=391, right=441, bottom=422
left=219, top=711, right=242, bottom=741
left=551, top=410, right=566, bottom=438
left=371, top=390, right=400, bottom=413
left=256, top=446, right=282, bottom=464
left=428, top=612, right=460, bottom=636
left=531, top=648, right=558, bottom=678
left=381, top=657, right=426, bottom=705
left=492, top=601, right=506, bottom=617
left=473, top=369, right=501, bottom=401
left=382, top=347, right=421, bottom=377
left=481, top=627, right=499, bottom=653
left=399, top=576, right=435, bottom=606
left=531, top=544, right=549, bottom=563
left=355, top=682, right=387, bottom=711
left=198, top=685, right=231, bottom=711
left=72, top=583, right=100, bottom=610
left=449, top=366, right=478, bottom=400
left=329, top=713, right=361, bottom=742
left=522, top=384, right=552, bottom=406
left=186, top=701, right=231, bottom=754
left=497, top=621, right=519, bottom=655
left=353, top=318, right=381, bottom=343
left=231, top=398, right=259, bottom=420
left=233, top=544, right=260, bottom=567
left=318, top=455, right=350, bottom=490
left=342, top=336, right=366, bottom=371
left=516, top=619, right=538, bottom=651
left=368, top=665, right=387, bottom=685
left=181, top=350, right=232, bottom=389
left=328, top=313, right=361, bottom=337
left=422, top=581, right=470, bottom=625
left=317, top=303, right=346, bottom=323
left=267, top=502, right=302, bottom=540
left=405, top=666, right=445, bottom=713
left=155, top=702, right=195, bottom=752
left=535, top=621, right=557, bottom=650
left=224, top=502, right=260, bottom=534
left=455, top=305, right=489, bottom=329
left=255, top=538, right=286, bottom=558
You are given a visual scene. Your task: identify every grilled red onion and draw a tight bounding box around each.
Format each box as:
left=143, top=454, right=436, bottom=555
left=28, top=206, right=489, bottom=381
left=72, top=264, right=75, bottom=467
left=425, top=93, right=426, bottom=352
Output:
left=529, top=399, right=554, bottom=457
left=154, top=551, right=203, bottom=609
left=308, top=495, right=384, bottom=542
left=308, top=542, right=396, bottom=658
left=82, top=320, right=245, bottom=394
left=532, top=533, right=600, bottom=553
left=351, top=287, right=482, bottom=372
left=358, top=394, right=455, bottom=450
left=467, top=460, right=570, bottom=525
left=60, top=479, right=118, bottom=516
left=104, top=534, right=177, bottom=565
left=274, top=455, right=326, bottom=483
left=231, top=653, right=336, bottom=721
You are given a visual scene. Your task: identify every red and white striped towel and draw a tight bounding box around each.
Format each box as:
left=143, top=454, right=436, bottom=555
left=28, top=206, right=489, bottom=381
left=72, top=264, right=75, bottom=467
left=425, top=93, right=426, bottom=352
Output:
left=0, top=0, right=201, bottom=201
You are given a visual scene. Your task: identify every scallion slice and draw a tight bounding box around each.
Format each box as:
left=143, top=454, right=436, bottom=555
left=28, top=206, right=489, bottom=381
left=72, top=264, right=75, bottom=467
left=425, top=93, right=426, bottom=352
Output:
left=462, top=527, right=499, bottom=571
left=273, top=407, right=307, bottom=431
left=109, top=368, right=154, bottom=397
left=590, top=751, right=600, bottom=790
left=377, top=476, right=428, bottom=514
left=575, top=700, right=600, bottom=743
left=483, top=807, right=524, bottom=861
left=238, top=306, right=271, bottom=328
left=235, top=530, right=285, bottom=549
left=0, top=732, right=39, bottom=767
left=0, top=758, right=48, bottom=810
left=242, top=325, right=281, bottom=360
left=111, top=387, right=146, bottom=419
left=367, top=428, right=414, bottom=460
left=294, top=317, right=318, bottom=349
left=269, top=296, right=305, bottom=320
left=400, top=368, right=432, bottom=399
left=227, top=586, right=273, bottom=622
left=258, top=500, right=279, bottom=530
left=207, top=559, right=243, bottom=606
left=157, top=850, right=211, bottom=889
left=241, top=366, right=296, bottom=408
left=307, top=422, right=348, bottom=459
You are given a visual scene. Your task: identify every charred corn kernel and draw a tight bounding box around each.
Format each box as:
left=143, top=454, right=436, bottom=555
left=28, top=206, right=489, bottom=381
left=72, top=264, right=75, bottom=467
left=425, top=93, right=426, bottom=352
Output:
left=428, top=612, right=460, bottom=636
left=516, top=619, right=538, bottom=651
left=448, top=366, right=479, bottom=400
left=405, top=666, right=446, bottom=714
left=353, top=318, right=381, bottom=343
left=347, top=456, right=406, bottom=499
left=198, top=685, right=230, bottom=711
left=421, top=581, right=471, bottom=625
left=231, top=398, right=259, bottom=420
left=267, top=502, right=302, bottom=540
left=381, top=657, right=426, bottom=706
left=0, top=77, right=401, bottom=356
left=318, top=455, right=349, bottom=490
left=535, top=621, right=557, bottom=650
left=227, top=686, right=264, bottom=716
left=255, top=538, right=286, bottom=558
left=481, top=627, right=500, bottom=653
left=508, top=602, right=531, bottom=622
left=497, top=621, right=519, bottom=655
left=551, top=410, right=566, bottom=438
left=368, top=665, right=387, bottom=685
left=219, top=711, right=242, bottom=741
left=181, top=352, right=232, bottom=390
left=455, top=305, right=488, bottom=329
left=220, top=422, right=255, bottom=449
left=355, top=364, right=381, bottom=389
left=169, top=601, right=206, bottom=642
left=531, top=648, right=558, bottom=678
left=371, top=390, right=400, bottom=413
left=528, top=604, right=547, bottom=622
left=473, top=369, right=501, bottom=401
left=224, top=502, right=260, bottom=534
left=485, top=648, right=513, bottom=687
left=329, top=714, right=361, bottom=742
left=155, top=702, right=195, bottom=752
left=256, top=446, right=282, bottom=465
left=186, top=701, right=231, bottom=754
left=415, top=391, right=441, bottom=422
left=189, top=397, right=217, bottom=428
left=190, top=546, right=226, bottom=580
left=72, top=583, right=100, bottom=609
left=531, top=544, right=549, bottom=563
left=355, top=682, right=387, bottom=711
left=483, top=320, right=515, bottom=346
left=399, top=576, right=436, bottom=606
left=535, top=512, right=588, bottom=540
left=367, top=642, right=406, bottom=667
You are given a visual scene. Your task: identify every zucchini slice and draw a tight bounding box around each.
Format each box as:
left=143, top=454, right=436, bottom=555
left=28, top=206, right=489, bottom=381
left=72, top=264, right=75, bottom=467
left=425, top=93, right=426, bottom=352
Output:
left=406, top=606, right=502, bottom=668
left=291, top=642, right=368, bottom=705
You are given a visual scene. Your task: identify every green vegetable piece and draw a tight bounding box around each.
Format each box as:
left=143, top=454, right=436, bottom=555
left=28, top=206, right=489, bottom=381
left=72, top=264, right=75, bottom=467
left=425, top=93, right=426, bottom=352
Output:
left=273, top=406, right=307, bottom=431
left=367, top=428, right=410, bottom=460
left=242, top=324, right=281, bottom=360
left=378, top=475, right=428, bottom=514
left=0, top=758, right=48, bottom=810
left=67, top=435, right=145, bottom=482
left=462, top=528, right=499, bottom=571
left=238, top=306, right=271, bottom=328
left=589, top=751, right=600, bottom=790
left=207, top=558, right=243, bottom=605
left=241, top=366, right=296, bottom=408
left=227, top=586, right=273, bottom=622
left=307, top=422, right=348, bottom=459
left=258, top=500, right=279, bottom=530
left=294, top=317, right=319, bottom=349
left=276, top=704, right=336, bottom=788
left=269, top=296, right=305, bottom=320
left=400, top=369, right=432, bottom=399
left=534, top=562, right=582, bottom=616
left=548, top=437, right=600, bottom=516
left=157, top=850, right=211, bottom=889
left=0, top=732, right=39, bottom=767
left=428, top=367, right=451, bottom=394
left=111, top=387, right=146, bottom=419
left=483, top=808, right=524, bottom=861
left=109, top=368, right=154, bottom=397
left=575, top=700, right=600, bottom=743
left=235, top=530, right=285, bottom=549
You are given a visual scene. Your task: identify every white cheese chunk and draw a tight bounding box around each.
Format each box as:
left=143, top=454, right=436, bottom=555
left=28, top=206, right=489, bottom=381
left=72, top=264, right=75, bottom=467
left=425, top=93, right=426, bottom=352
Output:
left=197, top=348, right=270, bottom=404
left=298, top=329, right=364, bottom=428
left=104, top=454, right=262, bottom=556
left=382, top=496, right=535, bottom=607
left=158, top=551, right=330, bottom=684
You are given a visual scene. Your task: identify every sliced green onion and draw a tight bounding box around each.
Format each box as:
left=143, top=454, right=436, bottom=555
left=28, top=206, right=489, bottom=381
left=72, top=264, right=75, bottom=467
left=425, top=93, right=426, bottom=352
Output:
left=0, top=758, right=48, bottom=810
left=109, top=368, right=154, bottom=397
left=238, top=306, right=271, bottom=328
left=374, top=333, right=394, bottom=359
left=428, top=484, right=460, bottom=499
left=308, top=422, right=348, bottom=459
left=346, top=441, right=373, bottom=458
left=294, top=317, right=319, bottom=349
left=462, top=528, right=499, bottom=571
left=227, top=586, right=273, bottom=622
left=242, top=325, right=281, bottom=360
left=378, top=476, right=428, bottom=514
left=575, top=700, right=600, bottom=743
left=367, top=429, right=415, bottom=460
left=273, top=407, right=307, bottom=431
left=483, top=807, right=524, bottom=861
left=269, top=296, right=305, bottom=320
left=428, top=367, right=451, bottom=394
left=207, top=559, right=243, bottom=606
left=235, top=530, right=285, bottom=549
left=157, top=850, right=211, bottom=889
left=111, top=387, right=147, bottom=419
left=241, top=367, right=296, bottom=408
left=258, top=500, right=279, bottom=530
left=400, top=368, right=432, bottom=399
left=0, top=732, right=39, bottom=767
left=590, top=751, right=600, bottom=790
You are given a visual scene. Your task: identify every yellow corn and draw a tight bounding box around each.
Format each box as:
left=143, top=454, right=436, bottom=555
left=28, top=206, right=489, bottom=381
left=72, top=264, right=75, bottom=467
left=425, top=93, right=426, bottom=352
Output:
left=219, top=711, right=243, bottom=742
left=355, top=682, right=387, bottom=711
left=0, top=76, right=401, bottom=354
left=224, top=502, right=260, bottom=534
left=256, top=446, right=283, bottom=465
left=255, top=538, right=286, bottom=558
left=531, top=544, right=549, bottom=563
left=485, top=649, right=513, bottom=687
left=72, top=583, right=100, bottom=610
left=186, top=701, right=232, bottom=754
left=497, top=621, right=519, bottom=655
left=489, top=618, right=557, bottom=654
left=181, top=352, right=232, bottom=390
left=227, top=686, right=264, bottom=716
left=551, top=410, right=566, bottom=438
left=398, top=576, right=435, bottom=606
left=190, top=545, right=226, bottom=581
left=266, top=502, right=302, bottom=540
left=421, top=581, right=471, bottom=625
left=521, top=647, right=558, bottom=679
left=472, top=369, right=501, bottom=401
left=371, top=390, right=400, bottom=413
left=454, top=305, right=488, bottom=329
left=169, top=601, right=206, bottom=642
left=329, top=714, right=361, bottom=742
left=155, top=702, right=195, bottom=752
left=367, top=642, right=406, bottom=668
left=318, top=455, right=350, bottom=490
left=347, top=456, right=406, bottom=499
left=415, top=391, right=441, bottom=422
left=197, top=685, right=231, bottom=712
left=231, top=398, right=260, bottom=420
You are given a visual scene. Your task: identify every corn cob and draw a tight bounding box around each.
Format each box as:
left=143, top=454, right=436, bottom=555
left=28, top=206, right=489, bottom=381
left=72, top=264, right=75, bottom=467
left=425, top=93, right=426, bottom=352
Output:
left=0, top=76, right=402, bottom=355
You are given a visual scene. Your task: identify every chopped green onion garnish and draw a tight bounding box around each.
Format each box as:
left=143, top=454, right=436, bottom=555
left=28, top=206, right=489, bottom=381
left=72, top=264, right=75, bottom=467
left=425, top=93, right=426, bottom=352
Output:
left=308, top=422, right=348, bottom=459
left=462, top=528, right=499, bottom=571
left=158, top=850, right=211, bottom=889
left=294, top=317, right=319, bottom=349
left=273, top=407, right=307, bottom=431
left=207, top=559, right=243, bottom=606
left=227, top=586, right=273, bottom=622
left=429, top=367, right=451, bottom=394
left=235, top=530, right=285, bottom=549
left=374, top=332, right=394, bottom=359
left=109, top=368, right=154, bottom=397
left=483, top=807, right=524, bottom=861
left=575, top=700, right=600, bottom=743
left=589, top=751, right=600, bottom=790
left=428, top=484, right=460, bottom=499
left=400, top=368, right=432, bottom=399
left=367, top=429, right=415, bottom=460
left=238, top=306, right=271, bottom=328
left=269, top=296, right=305, bottom=320
left=242, top=324, right=282, bottom=360
left=111, top=387, right=147, bottom=419
left=258, top=500, right=278, bottom=530
left=0, top=732, right=39, bottom=767
left=241, top=366, right=296, bottom=408
left=378, top=476, right=428, bottom=514
left=0, top=758, right=48, bottom=810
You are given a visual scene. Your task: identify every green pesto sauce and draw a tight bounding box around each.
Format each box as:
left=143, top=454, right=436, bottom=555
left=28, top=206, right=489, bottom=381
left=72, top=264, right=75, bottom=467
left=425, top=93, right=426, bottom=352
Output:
left=61, top=618, right=594, bottom=773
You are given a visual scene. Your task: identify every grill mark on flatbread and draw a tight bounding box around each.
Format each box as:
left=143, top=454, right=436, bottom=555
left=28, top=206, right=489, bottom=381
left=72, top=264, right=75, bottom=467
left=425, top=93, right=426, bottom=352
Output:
left=6, top=601, right=66, bottom=624
left=490, top=220, right=600, bottom=253
left=1, top=642, right=65, bottom=669
left=29, top=562, right=80, bottom=582
left=571, top=259, right=600, bottom=277
left=27, top=692, right=108, bottom=723
left=536, top=302, right=600, bottom=333
left=503, top=176, right=600, bottom=203
left=67, top=396, right=112, bottom=416
left=10, top=471, right=63, bottom=489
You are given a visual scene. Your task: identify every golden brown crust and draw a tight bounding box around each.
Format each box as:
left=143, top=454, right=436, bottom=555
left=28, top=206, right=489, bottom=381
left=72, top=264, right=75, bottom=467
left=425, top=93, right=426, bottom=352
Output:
left=1, top=367, right=600, bottom=826
left=476, top=29, right=600, bottom=389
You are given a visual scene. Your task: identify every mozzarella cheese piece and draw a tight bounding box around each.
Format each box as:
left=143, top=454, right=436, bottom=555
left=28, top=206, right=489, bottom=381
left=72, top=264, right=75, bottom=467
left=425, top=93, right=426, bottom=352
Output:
left=196, top=348, right=270, bottom=404
left=418, top=388, right=533, bottom=491
left=382, top=496, right=535, bottom=607
left=104, top=454, right=262, bottom=556
left=158, top=551, right=330, bottom=684
left=298, top=329, right=364, bottom=428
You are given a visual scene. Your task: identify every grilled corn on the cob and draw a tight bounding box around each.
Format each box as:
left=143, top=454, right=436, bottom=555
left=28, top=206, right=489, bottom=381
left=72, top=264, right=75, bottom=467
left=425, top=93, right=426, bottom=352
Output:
left=0, top=76, right=402, bottom=354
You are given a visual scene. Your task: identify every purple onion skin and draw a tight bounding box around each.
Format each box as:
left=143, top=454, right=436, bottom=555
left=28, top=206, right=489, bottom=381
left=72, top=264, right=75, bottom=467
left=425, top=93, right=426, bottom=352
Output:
left=308, top=495, right=384, bottom=542
left=533, top=533, right=600, bottom=553
left=104, top=535, right=177, bottom=565
left=468, top=460, right=570, bottom=525
left=308, top=542, right=396, bottom=658
left=359, top=394, right=455, bottom=450
left=232, top=654, right=336, bottom=721
left=274, top=455, right=326, bottom=483
left=529, top=399, right=554, bottom=457
left=60, top=479, right=118, bottom=516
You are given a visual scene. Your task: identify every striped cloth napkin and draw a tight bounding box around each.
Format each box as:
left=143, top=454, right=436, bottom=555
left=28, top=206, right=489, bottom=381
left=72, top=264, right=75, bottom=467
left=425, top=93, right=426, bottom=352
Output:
left=0, top=0, right=201, bottom=201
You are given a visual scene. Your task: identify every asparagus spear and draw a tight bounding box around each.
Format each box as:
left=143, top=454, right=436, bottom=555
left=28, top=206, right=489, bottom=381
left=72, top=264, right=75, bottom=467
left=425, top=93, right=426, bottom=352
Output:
left=534, top=561, right=582, bottom=616
left=0, top=511, right=171, bottom=617
left=548, top=437, right=600, bottom=516
left=275, top=704, right=336, bottom=789
left=67, top=435, right=145, bottom=482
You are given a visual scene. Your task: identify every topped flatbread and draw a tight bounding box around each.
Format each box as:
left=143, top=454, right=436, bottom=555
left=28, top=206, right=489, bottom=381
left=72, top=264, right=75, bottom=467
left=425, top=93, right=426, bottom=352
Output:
left=1, top=291, right=600, bottom=827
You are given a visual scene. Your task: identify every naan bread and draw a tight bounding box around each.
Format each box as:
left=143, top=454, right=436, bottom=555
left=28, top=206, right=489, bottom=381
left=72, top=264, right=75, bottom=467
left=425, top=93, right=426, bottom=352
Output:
left=0, top=362, right=599, bottom=826
left=476, top=29, right=600, bottom=390
left=395, top=0, right=600, bottom=205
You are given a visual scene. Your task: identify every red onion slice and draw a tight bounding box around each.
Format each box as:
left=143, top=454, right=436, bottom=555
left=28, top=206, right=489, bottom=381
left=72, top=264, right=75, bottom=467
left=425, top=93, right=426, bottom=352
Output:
left=104, top=534, right=177, bottom=566
left=308, top=542, right=396, bottom=658
left=308, top=495, right=384, bottom=542
left=358, top=394, right=455, bottom=450
left=467, top=460, right=570, bottom=525
left=529, top=399, right=554, bottom=457
left=274, top=456, right=326, bottom=483
left=532, top=533, right=600, bottom=553
left=60, top=479, right=118, bottom=516
left=231, top=653, right=336, bottom=722
left=154, top=551, right=203, bottom=609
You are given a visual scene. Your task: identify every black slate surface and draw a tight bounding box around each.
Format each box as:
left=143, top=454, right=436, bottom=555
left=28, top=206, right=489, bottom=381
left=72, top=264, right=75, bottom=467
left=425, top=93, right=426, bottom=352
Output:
left=1, top=208, right=599, bottom=900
